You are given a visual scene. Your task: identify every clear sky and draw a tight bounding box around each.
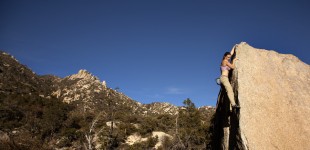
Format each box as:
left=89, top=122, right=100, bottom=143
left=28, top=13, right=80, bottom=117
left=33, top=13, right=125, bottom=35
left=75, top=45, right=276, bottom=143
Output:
left=1, top=0, right=310, bottom=107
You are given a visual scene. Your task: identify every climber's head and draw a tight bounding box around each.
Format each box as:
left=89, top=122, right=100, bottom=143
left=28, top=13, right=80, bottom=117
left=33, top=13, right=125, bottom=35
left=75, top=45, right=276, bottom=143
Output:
left=223, top=52, right=231, bottom=60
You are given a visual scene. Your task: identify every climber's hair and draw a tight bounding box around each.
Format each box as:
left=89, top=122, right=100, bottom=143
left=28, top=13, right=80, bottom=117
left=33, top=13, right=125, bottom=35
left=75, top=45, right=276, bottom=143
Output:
left=222, top=52, right=231, bottom=60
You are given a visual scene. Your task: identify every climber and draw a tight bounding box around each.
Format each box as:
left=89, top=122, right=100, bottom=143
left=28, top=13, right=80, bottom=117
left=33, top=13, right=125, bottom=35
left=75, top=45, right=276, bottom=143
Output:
left=220, top=45, right=240, bottom=109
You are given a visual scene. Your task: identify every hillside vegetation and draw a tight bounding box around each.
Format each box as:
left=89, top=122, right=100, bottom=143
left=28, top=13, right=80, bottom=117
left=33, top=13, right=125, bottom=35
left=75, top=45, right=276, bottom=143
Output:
left=0, top=51, right=215, bottom=149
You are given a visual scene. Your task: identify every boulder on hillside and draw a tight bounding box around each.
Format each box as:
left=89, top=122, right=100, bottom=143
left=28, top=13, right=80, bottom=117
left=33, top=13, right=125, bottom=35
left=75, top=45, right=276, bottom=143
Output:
left=212, top=42, right=310, bottom=150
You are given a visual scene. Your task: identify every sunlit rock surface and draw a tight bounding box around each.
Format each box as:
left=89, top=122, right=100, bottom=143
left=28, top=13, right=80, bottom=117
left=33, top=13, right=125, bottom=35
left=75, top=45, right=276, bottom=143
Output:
left=213, top=42, right=310, bottom=150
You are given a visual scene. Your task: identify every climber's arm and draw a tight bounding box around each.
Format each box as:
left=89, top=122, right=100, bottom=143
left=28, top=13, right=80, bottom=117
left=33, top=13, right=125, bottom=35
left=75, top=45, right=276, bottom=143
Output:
left=225, top=60, right=235, bottom=69
left=230, top=45, right=237, bottom=55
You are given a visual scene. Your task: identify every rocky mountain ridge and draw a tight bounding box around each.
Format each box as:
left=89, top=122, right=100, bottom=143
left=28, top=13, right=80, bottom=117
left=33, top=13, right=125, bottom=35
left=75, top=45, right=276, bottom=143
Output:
left=0, top=50, right=215, bottom=149
left=0, top=50, right=214, bottom=115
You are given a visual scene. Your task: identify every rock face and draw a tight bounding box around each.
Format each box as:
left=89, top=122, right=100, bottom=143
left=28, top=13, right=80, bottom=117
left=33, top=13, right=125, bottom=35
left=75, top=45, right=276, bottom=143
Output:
left=53, top=69, right=107, bottom=104
left=144, top=102, right=179, bottom=115
left=212, top=42, right=310, bottom=150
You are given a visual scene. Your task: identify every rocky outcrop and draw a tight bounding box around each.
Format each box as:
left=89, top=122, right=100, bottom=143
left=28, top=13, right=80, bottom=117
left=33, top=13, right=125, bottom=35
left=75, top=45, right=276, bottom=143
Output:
left=143, top=102, right=179, bottom=115
left=212, top=42, right=310, bottom=150
left=126, top=131, right=173, bottom=149
left=52, top=69, right=106, bottom=104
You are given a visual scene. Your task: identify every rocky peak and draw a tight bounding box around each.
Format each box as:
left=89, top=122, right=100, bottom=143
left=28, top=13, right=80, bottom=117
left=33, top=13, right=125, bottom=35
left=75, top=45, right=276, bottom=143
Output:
left=212, top=42, right=310, bottom=150
left=69, top=69, right=98, bottom=81
left=66, top=69, right=107, bottom=89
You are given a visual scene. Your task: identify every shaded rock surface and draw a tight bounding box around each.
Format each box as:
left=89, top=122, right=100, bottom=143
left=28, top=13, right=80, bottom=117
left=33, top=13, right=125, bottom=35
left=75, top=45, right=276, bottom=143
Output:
left=213, top=42, right=310, bottom=150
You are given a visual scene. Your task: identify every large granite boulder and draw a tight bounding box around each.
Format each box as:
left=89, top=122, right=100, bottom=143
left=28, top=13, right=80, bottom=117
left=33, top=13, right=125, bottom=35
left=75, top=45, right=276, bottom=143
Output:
left=212, top=42, right=310, bottom=150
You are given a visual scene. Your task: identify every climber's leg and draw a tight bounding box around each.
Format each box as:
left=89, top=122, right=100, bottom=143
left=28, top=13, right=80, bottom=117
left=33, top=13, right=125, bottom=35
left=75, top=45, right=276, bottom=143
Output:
left=220, top=76, right=236, bottom=106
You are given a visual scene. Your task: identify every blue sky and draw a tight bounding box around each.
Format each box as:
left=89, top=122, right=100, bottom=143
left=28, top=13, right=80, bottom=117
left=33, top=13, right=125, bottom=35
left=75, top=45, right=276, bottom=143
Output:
left=1, top=0, right=310, bottom=107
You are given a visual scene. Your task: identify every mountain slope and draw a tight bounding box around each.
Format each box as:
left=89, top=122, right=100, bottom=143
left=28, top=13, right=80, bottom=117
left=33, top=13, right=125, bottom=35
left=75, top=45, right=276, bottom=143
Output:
left=0, top=50, right=215, bottom=149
